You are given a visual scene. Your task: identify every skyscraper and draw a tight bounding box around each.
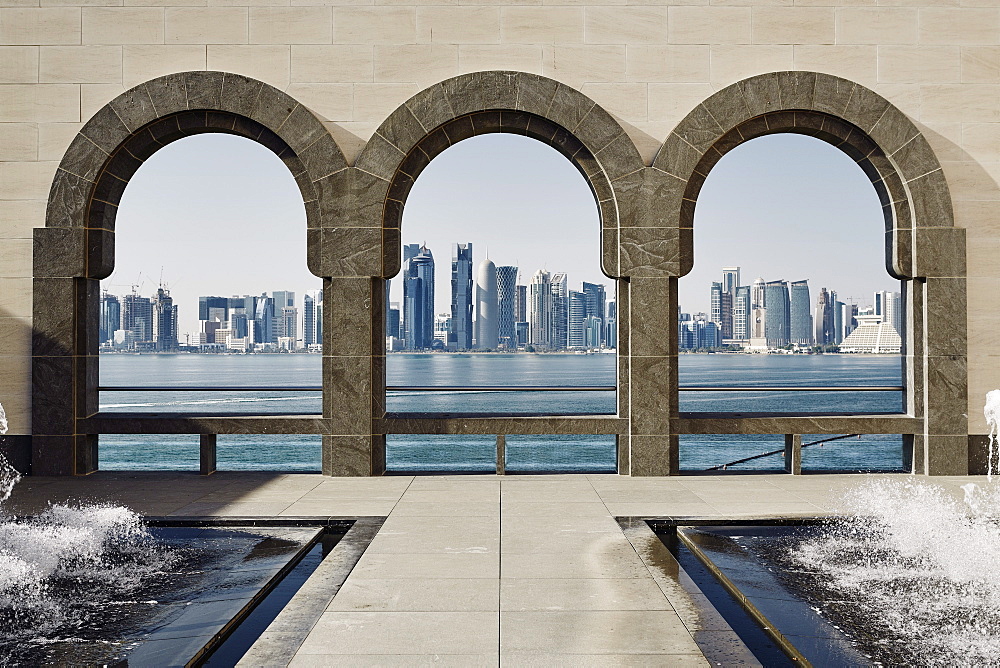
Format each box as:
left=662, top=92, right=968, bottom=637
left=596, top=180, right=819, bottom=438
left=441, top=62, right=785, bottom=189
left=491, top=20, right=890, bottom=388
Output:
left=568, top=290, right=587, bottom=348
left=733, top=286, right=751, bottom=342
left=496, top=265, right=518, bottom=350
left=710, top=281, right=733, bottom=339
left=814, top=287, right=835, bottom=345
left=303, top=290, right=321, bottom=347
left=722, top=267, right=740, bottom=296
left=789, top=280, right=812, bottom=346
left=515, top=284, right=527, bottom=322
left=582, top=282, right=606, bottom=347
left=151, top=287, right=178, bottom=351
left=529, top=270, right=551, bottom=348
left=751, top=277, right=766, bottom=310
left=450, top=243, right=473, bottom=350
left=198, top=296, right=228, bottom=322
left=254, top=294, right=274, bottom=343
left=475, top=257, right=499, bottom=349
left=550, top=272, right=568, bottom=350
left=763, top=280, right=790, bottom=347
left=272, top=291, right=295, bottom=340
left=874, top=290, right=903, bottom=336
left=403, top=245, right=435, bottom=350
left=605, top=300, right=617, bottom=349
left=122, top=292, right=152, bottom=346
left=100, top=292, right=120, bottom=344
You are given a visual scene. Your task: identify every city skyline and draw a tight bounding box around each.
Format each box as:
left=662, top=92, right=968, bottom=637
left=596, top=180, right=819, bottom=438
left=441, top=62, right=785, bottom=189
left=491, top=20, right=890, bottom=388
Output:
left=107, top=127, right=899, bottom=336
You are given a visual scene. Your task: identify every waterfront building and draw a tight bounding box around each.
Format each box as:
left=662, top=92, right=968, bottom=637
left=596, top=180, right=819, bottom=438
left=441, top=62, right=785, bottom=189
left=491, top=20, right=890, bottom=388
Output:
left=582, top=282, right=606, bottom=347
left=568, top=290, right=587, bottom=348
left=496, top=266, right=518, bottom=350
left=450, top=243, right=473, bottom=350
left=722, top=267, right=740, bottom=296
left=606, top=301, right=617, bottom=349
left=789, top=280, right=812, bottom=346
left=551, top=273, right=568, bottom=350
left=529, top=270, right=552, bottom=348
left=814, top=288, right=835, bottom=345
left=303, top=290, right=322, bottom=349
left=434, top=313, right=451, bottom=348
left=515, top=321, right=529, bottom=348
left=679, top=319, right=720, bottom=350
left=271, top=292, right=295, bottom=341
left=403, top=245, right=435, bottom=350
left=122, top=292, right=153, bottom=347
left=874, top=290, right=903, bottom=336
left=100, top=292, right=120, bottom=345
left=199, top=296, right=228, bottom=322
left=584, top=315, right=603, bottom=348
left=281, top=306, right=298, bottom=348
left=733, top=286, right=751, bottom=342
left=515, top=284, right=527, bottom=323
left=475, top=258, right=499, bottom=349
left=763, top=280, right=790, bottom=348
left=254, top=295, right=274, bottom=344
left=840, top=321, right=902, bottom=354
left=151, top=287, right=178, bottom=351
left=751, top=277, right=766, bottom=310
left=387, top=302, right=401, bottom=341
left=710, top=282, right=733, bottom=339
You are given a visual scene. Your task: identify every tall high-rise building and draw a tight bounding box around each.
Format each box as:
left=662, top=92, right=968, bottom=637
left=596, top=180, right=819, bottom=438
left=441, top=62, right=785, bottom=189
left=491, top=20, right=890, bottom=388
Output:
left=515, top=284, right=527, bottom=322
left=568, top=290, right=587, bottom=348
left=281, top=306, right=298, bottom=347
left=496, top=266, right=518, bottom=350
left=789, top=280, right=812, bottom=345
left=254, top=294, right=274, bottom=343
left=582, top=282, right=606, bottom=347
left=874, top=290, right=903, bottom=336
left=722, top=267, right=740, bottom=296
left=151, top=287, right=178, bottom=351
left=751, top=277, right=766, bottom=310
left=271, top=291, right=295, bottom=340
left=387, top=302, right=401, bottom=340
left=814, top=287, right=835, bottom=345
left=606, top=301, right=617, bottom=349
left=550, top=272, right=568, bottom=350
left=100, top=292, right=120, bottom=344
left=198, top=296, right=228, bottom=322
left=303, top=290, right=322, bottom=347
left=450, top=243, right=473, bottom=350
left=763, top=280, right=790, bottom=347
left=122, top=292, right=152, bottom=345
left=710, top=282, right=733, bottom=339
left=733, top=286, right=751, bottom=342
left=529, top=270, right=552, bottom=347
left=475, top=258, right=499, bottom=349
left=403, top=245, right=435, bottom=350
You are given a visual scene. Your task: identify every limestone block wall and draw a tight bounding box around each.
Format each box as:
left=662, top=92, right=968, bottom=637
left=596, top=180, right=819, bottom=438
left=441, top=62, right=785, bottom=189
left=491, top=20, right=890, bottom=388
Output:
left=0, top=0, right=995, bottom=465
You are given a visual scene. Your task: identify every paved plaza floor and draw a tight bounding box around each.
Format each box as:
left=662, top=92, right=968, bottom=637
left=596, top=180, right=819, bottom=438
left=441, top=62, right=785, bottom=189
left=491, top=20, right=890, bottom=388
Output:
left=6, top=472, right=987, bottom=665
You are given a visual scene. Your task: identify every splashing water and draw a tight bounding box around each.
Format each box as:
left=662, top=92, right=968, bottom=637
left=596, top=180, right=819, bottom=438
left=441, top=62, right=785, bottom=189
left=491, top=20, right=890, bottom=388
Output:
left=0, top=401, right=178, bottom=661
left=789, top=478, right=1000, bottom=665
left=985, top=390, right=1000, bottom=480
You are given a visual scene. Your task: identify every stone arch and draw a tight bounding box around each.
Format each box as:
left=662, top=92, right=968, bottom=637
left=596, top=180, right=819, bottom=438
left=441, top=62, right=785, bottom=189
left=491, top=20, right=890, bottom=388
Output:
left=653, top=71, right=967, bottom=475
left=350, top=71, right=646, bottom=281
left=33, top=71, right=346, bottom=475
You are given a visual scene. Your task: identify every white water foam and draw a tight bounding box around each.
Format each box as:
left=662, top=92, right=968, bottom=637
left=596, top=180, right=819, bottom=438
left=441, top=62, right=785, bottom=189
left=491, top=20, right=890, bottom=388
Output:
left=0, top=401, right=175, bottom=644
left=985, top=390, right=1000, bottom=480
left=792, top=477, right=1000, bottom=665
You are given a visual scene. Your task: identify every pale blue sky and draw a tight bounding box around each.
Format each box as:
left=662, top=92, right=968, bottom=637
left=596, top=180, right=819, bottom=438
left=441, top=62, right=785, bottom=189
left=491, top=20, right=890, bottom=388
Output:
left=108, top=131, right=895, bottom=336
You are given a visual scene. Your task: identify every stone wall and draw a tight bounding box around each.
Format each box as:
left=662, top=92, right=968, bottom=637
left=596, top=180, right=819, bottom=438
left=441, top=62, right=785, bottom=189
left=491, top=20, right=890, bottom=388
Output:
left=0, top=0, right=993, bottom=472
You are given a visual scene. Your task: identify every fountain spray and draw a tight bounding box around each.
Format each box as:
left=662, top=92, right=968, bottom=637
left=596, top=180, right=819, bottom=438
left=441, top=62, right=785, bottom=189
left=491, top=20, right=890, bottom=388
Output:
left=985, top=390, right=1000, bottom=480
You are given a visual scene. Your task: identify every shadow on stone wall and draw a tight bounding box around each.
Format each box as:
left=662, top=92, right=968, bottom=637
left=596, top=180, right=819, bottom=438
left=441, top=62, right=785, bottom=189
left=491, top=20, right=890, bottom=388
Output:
left=918, top=123, right=1000, bottom=474
left=0, top=306, right=32, bottom=475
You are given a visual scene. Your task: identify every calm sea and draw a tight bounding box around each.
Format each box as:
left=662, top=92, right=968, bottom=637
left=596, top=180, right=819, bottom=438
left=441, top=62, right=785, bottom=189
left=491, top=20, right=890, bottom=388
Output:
left=99, top=353, right=905, bottom=473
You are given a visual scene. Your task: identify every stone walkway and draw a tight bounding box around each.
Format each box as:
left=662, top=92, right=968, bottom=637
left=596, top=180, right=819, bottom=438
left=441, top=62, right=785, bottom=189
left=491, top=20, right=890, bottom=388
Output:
left=5, top=471, right=986, bottom=665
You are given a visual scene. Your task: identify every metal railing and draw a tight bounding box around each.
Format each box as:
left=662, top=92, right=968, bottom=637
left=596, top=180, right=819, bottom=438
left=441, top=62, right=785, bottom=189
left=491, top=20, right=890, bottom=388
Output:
left=99, top=385, right=900, bottom=392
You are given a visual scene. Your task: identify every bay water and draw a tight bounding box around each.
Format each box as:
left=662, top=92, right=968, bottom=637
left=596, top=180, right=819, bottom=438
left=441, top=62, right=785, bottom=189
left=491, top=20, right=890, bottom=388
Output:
left=99, top=353, right=905, bottom=473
